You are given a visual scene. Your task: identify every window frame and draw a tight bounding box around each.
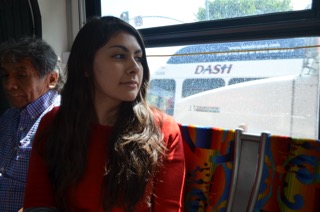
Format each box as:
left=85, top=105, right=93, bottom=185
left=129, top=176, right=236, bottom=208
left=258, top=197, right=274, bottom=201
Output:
left=140, top=8, right=320, bottom=47
left=87, top=0, right=320, bottom=47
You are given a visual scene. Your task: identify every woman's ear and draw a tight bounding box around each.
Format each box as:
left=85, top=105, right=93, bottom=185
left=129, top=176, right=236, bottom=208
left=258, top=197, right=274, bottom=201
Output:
left=48, top=71, right=59, bottom=89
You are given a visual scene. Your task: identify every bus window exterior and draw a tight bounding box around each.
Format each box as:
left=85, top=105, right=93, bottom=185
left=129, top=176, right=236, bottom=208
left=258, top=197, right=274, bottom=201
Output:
left=182, top=78, right=225, bottom=97
left=228, top=78, right=264, bottom=85
left=147, top=79, right=176, bottom=115
left=146, top=37, right=319, bottom=139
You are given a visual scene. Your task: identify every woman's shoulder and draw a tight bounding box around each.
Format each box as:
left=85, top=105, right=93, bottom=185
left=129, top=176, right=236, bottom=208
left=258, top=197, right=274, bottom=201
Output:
left=152, top=108, right=177, bottom=126
left=151, top=108, right=180, bottom=137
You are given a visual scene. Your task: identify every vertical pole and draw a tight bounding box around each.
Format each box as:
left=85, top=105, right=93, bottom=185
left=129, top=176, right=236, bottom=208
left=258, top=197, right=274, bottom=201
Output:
left=206, top=0, right=210, bottom=20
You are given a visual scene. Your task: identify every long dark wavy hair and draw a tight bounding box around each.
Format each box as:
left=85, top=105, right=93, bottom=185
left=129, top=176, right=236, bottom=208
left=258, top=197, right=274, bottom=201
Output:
left=40, top=16, right=166, bottom=211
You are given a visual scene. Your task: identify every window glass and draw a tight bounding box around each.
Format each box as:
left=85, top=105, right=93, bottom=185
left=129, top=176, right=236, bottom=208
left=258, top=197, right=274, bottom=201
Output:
left=101, top=0, right=312, bottom=29
left=228, top=78, right=264, bottom=85
left=146, top=37, right=320, bottom=139
left=147, top=79, right=176, bottom=115
left=182, top=78, right=225, bottom=97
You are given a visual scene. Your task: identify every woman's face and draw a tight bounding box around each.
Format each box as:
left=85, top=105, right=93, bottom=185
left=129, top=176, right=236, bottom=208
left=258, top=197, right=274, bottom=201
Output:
left=92, top=31, right=144, bottom=107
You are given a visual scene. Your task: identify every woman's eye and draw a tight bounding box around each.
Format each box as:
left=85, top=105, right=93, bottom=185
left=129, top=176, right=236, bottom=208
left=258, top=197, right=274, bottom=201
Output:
left=135, top=57, right=143, bottom=63
left=113, top=54, right=124, bottom=59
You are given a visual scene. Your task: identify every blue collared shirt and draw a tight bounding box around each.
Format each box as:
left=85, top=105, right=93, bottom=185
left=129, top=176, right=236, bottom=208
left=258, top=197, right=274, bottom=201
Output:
left=0, top=90, right=60, bottom=212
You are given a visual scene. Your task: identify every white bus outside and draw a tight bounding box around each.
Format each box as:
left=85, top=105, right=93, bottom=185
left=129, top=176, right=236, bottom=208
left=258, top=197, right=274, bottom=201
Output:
left=147, top=37, right=319, bottom=139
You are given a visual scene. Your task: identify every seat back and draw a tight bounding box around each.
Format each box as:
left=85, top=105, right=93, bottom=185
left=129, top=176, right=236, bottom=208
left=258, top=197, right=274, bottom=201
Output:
left=179, top=124, right=235, bottom=212
left=248, top=135, right=320, bottom=212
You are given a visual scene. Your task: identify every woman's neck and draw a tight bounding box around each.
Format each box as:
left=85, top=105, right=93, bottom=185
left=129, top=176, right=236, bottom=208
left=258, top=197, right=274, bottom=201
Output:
left=94, top=102, right=120, bottom=126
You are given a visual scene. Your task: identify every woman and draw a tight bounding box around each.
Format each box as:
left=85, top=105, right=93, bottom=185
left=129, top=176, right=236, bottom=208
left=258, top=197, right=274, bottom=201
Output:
left=23, top=16, right=185, bottom=211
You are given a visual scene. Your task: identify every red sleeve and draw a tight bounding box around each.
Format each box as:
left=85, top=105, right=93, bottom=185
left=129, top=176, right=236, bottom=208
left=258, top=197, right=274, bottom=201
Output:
left=23, top=108, right=59, bottom=208
left=152, top=114, right=186, bottom=211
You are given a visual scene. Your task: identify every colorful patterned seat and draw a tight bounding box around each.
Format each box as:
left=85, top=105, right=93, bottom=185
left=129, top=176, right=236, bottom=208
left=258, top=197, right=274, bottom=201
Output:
left=248, top=135, right=320, bottom=212
left=179, top=124, right=235, bottom=212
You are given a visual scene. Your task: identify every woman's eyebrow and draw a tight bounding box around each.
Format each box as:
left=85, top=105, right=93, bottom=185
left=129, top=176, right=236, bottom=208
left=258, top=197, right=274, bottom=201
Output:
left=109, top=45, right=142, bottom=54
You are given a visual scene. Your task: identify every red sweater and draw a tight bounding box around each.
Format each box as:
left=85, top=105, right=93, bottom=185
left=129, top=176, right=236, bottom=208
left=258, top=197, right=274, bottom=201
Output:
left=23, top=107, right=185, bottom=211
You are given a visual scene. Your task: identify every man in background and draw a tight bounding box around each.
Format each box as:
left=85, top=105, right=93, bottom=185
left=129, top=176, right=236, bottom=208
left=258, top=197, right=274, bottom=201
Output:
left=0, top=37, right=63, bottom=212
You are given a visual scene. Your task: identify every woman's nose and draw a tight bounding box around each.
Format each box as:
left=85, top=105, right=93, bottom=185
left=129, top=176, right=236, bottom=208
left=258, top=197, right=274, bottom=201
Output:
left=127, top=58, right=141, bottom=74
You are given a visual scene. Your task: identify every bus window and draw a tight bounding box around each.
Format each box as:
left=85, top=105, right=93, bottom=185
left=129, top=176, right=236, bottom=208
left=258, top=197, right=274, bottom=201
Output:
left=228, top=78, right=264, bottom=85
left=100, top=0, right=312, bottom=29
left=146, top=37, right=320, bottom=139
left=147, top=79, right=176, bottom=115
left=182, top=78, right=225, bottom=97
